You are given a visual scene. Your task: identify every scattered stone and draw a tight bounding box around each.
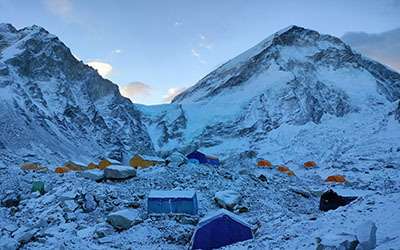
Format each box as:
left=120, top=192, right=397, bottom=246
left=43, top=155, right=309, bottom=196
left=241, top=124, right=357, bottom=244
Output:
left=62, top=200, right=78, bottom=212
left=290, top=187, right=311, bottom=198
left=80, top=169, right=104, bottom=181
left=237, top=206, right=249, bottom=213
left=0, top=237, right=18, bottom=250
left=214, top=190, right=241, bottom=210
left=60, top=191, right=77, bottom=201
left=107, top=209, right=142, bottom=230
left=355, top=221, right=377, bottom=250
left=316, top=233, right=359, bottom=250
left=258, top=174, right=268, bottom=182
left=128, top=202, right=141, bottom=209
left=166, top=152, right=187, bottom=165
left=83, top=193, right=97, bottom=212
left=11, top=226, right=38, bottom=244
left=94, top=223, right=114, bottom=239
left=1, top=192, right=20, bottom=208
left=104, top=165, right=136, bottom=180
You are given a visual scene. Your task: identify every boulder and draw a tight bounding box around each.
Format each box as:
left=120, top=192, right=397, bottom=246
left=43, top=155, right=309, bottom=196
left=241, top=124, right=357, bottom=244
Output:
left=104, top=165, right=136, bottom=180
left=107, top=209, right=142, bottom=230
left=214, top=190, right=241, bottom=210
left=316, top=233, right=359, bottom=250
left=1, top=192, right=20, bottom=208
left=81, top=169, right=104, bottom=181
left=355, top=221, right=377, bottom=250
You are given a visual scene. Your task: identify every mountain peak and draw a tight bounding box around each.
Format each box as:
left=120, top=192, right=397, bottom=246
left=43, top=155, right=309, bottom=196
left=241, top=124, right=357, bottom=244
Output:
left=0, top=23, right=17, bottom=33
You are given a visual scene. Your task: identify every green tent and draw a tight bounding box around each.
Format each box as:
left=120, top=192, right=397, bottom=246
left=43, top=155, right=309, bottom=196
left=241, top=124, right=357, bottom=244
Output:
left=32, top=181, right=45, bottom=195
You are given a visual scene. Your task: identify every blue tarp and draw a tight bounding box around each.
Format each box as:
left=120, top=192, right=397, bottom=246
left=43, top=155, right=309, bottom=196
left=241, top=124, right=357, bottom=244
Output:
left=187, top=150, right=220, bottom=166
left=191, top=209, right=253, bottom=250
left=147, top=190, right=198, bottom=215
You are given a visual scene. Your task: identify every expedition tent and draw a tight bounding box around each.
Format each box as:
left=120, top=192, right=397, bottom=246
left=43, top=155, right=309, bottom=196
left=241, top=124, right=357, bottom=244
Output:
left=98, top=158, right=121, bottom=169
left=147, top=190, right=198, bottom=215
left=191, top=209, right=253, bottom=250
left=130, top=154, right=164, bottom=168
left=186, top=150, right=220, bottom=166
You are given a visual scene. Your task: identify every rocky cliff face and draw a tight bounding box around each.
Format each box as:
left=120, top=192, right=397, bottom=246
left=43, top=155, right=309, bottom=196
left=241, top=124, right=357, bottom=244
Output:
left=0, top=23, right=153, bottom=165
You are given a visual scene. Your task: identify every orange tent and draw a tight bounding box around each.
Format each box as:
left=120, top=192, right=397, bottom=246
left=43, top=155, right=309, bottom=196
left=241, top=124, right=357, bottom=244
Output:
left=325, top=175, right=346, bottom=183
left=277, top=165, right=289, bottom=173
left=287, top=170, right=296, bottom=176
left=257, top=160, right=272, bottom=167
left=304, top=161, right=317, bottom=168
left=55, top=166, right=70, bottom=174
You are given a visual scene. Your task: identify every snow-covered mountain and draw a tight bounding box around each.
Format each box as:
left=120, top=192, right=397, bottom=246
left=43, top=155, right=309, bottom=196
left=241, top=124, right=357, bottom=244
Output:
left=140, top=25, right=400, bottom=165
left=0, top=23, right=154, bottom=165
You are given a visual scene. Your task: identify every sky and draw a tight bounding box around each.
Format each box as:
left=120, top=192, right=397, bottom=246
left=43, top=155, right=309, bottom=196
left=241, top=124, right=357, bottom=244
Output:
left=0, top=0, right=399, bottom=104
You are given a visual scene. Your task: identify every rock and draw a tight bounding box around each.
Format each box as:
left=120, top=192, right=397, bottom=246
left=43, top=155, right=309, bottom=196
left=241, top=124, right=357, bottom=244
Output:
left=104, top=165, right=136, bottom=180
left=94, top=223, right=114, bottom=239
left=0, top=237, right=18, bottom=250
left=107, top=209, right=142, bottom=230
left=60, top=191, right=77, bottom=201
left=83, top=193, right=96, bottom=212
left=1, top=192, right=20, bottom=208
left=62, top=200, right=78, bottom=212
left=214, top=190, right=241, bottom=210
left=355, top=221, right=377, bottom=250
left=80, top=169, right=104, bottom=181
left=12, top=226, right=38, bottom=244
left=166, top=151, right=187, bottom=165
left=290, top=187, right=312, bottom=198
left=316, top=233, right=359, bottom=250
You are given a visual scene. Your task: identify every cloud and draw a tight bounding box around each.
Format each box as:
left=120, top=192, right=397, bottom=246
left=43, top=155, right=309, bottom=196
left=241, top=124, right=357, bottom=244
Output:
left=87, top=61, right=113, bottom=77
left=191, top=49, right=201, bottom=58
left=163, top=87, right=187, bottom=103
left=43, top=0, right=72, bottom=18
left=342, top=28, right=400, bottom=71
left=112, top=49, right=122, bottom=54
left=174, top=21, right=183, bottom=27
left=191, top=48, right=206, bottom=64
left=120, top=82, right=152, bottom=101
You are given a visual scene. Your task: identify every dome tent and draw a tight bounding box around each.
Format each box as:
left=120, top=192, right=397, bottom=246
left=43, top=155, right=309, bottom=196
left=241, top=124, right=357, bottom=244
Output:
left=191, top=209, right=253, bottom=249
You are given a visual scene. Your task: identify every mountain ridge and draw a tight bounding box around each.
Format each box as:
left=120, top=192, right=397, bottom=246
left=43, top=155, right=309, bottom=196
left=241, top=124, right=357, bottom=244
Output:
left=0, top=23, right=154, bottom=165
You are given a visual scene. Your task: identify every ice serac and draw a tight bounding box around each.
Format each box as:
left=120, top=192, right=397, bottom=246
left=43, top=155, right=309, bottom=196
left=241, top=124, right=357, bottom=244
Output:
left=140, top=25, right=400, bottom=163
left=0, top=23, right=154, bottom=164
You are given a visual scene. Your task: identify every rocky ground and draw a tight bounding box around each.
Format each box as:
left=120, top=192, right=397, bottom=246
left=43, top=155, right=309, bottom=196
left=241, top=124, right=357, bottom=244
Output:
left=0, top=153, right=399, bottom=250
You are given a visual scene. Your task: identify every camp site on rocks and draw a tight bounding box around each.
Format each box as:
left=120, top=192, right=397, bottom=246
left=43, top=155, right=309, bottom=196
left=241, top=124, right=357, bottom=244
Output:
left=1, top=8, right=400, bottom=249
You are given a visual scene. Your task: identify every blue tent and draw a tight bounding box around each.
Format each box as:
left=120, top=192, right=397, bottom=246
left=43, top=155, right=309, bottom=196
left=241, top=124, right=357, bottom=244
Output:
left=187, top=150, right=220, bottom=166
left=191, top=209, right=253, bottom=250
left=147, top=190, right=198, bottom=215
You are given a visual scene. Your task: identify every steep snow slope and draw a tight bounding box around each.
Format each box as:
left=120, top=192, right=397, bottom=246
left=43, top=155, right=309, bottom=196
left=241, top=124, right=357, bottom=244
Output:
left=140, top=26, right=400, bottom=160
left=0, top=23, right=154, bottom=166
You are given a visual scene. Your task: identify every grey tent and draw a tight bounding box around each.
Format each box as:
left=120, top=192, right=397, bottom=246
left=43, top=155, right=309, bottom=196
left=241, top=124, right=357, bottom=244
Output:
left=147, top=190, right=198, bottom=215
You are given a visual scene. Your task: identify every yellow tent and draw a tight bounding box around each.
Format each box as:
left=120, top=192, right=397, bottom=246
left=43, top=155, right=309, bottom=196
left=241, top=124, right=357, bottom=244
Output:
left=20, top=162, right=48, bottom=172
left=129, top=154, right=164, bottom=169
left=87, top=162, right=98, bottom=170
left=97, top=158, right=121, bottom=169
left=64, top=161, right=85, bottom=171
